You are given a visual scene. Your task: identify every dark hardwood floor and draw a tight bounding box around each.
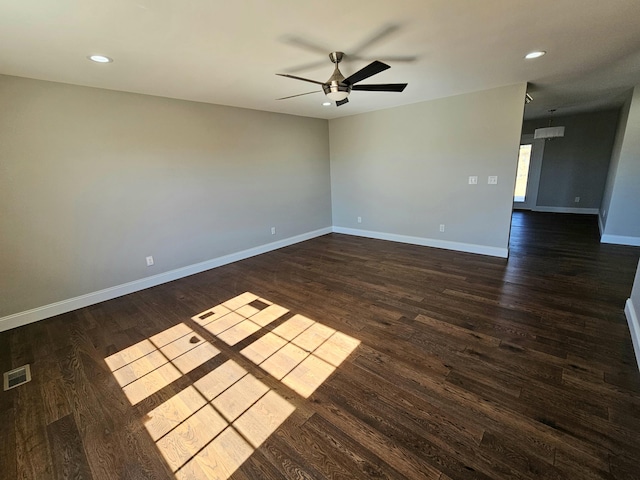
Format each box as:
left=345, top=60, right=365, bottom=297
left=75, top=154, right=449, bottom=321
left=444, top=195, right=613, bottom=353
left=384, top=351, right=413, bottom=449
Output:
left=2, top=211, right=640, bottom=480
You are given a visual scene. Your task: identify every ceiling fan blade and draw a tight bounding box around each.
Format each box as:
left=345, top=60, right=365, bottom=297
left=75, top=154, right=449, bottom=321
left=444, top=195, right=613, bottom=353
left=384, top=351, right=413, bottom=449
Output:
left=281, top=35, right=330, bottom=55
left=276, top=91, right=321, bottom=100
left=276, top=73, right=326, bottom=86
left=350, top=54, right=417, bottom=64
left=352, top=83, right=407, bottom=92
left=343, top=61, right=390, bottom=86
left=350, top=24, right=400, bottom=55
left=283, top=59, right=329, bottom=74
left=336, top=98, right=349, bottom=107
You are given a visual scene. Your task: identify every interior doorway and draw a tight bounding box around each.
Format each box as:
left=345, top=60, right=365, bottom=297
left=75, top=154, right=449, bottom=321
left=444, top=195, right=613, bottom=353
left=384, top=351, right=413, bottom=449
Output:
left=513, top=134, right=545, bottom=210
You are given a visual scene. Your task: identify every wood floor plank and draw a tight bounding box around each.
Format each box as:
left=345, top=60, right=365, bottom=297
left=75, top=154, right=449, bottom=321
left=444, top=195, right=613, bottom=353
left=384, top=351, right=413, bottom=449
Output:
left=353, top=341, right=614, bottom=472
left=310, top=398, right=444, bottom=479
left=12, top=328, right=54, bottom=480
left=0, top=407, right=17, bottom=480
left=270, top=415, right=367, bottom=480
left=479, top=431, right=564, bottom=480
left=47, top=414, right=93, bottom=480
left=303, top=413, right=412, bottom=480
left=232, top=447, right=288, bottom=480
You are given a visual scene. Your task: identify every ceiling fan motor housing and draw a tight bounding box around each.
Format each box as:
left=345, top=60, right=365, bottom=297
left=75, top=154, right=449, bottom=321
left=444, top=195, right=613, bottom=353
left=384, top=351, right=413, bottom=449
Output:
left=324, top=53, right=351, bottom=100
left=329, top=51, right=345, bottom=64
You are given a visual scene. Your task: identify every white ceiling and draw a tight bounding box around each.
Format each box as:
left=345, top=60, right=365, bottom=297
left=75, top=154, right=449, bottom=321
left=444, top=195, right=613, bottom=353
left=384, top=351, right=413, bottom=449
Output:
left=1, top=0, right=640, bottom=120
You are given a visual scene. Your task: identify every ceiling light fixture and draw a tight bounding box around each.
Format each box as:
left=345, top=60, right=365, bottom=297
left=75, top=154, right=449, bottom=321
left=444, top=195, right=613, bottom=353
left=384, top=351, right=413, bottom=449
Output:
left=326, top=86, right=349, bottom=102
left=525, top=51, right=546, bottom=60
left=322, top=102, right=331, bottom=106
left=534, top=109, right=565, bottom=140
left=88, top=55, right=113, bottom=63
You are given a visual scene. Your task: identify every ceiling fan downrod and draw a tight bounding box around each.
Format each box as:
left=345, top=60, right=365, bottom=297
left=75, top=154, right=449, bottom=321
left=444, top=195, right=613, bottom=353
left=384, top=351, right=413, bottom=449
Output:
left=324, top=52, right=350, bottom=101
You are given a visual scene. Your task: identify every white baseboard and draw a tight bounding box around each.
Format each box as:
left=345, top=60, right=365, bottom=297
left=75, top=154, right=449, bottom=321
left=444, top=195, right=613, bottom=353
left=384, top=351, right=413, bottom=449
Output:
left=600, top=234, right=640, bottom=247
left=625, top=299, right=640, bottom=372
left=332, top=226, right=508, bottom=258
left=0, top=227, right=332, bottom=333
left=532, top=206, right=599, bottom=215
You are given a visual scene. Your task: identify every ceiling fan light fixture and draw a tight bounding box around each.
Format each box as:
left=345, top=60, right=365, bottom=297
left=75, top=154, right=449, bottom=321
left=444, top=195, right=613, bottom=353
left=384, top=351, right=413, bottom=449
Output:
left=326, top=91, right=349, bottom=101
left=323, top=83, right=350, bottom=101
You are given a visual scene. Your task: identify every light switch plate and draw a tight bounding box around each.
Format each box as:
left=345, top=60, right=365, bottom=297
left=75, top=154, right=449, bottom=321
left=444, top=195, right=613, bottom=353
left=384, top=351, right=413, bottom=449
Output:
left=488, top=176, right=498, bottom=184
left=468, top=176, right=478, bottom=185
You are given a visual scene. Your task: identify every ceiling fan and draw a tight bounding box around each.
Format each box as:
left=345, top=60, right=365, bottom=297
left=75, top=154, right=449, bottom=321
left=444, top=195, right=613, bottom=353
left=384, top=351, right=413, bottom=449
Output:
left=277, top=52, right=407, bottom=107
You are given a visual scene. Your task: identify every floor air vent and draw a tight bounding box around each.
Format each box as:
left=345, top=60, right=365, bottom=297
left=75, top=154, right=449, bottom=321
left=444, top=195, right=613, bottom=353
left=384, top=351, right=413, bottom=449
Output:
left=3, top=364, right=31, bottom=391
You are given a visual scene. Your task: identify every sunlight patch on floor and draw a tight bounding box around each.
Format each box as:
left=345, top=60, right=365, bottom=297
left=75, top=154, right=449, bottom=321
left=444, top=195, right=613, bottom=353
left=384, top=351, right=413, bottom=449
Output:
left=105, top=292, right=360, bottom=479
left=144, top=359, right=293, bottom=478
left=106, top=323, right=219, bottom=404
left=194, top=295, right=360, bottom=399
left=240, top=314, right=360, bottom=398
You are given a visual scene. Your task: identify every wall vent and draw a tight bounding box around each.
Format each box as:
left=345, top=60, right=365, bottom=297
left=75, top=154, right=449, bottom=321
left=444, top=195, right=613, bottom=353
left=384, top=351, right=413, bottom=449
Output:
left=3, top=364, right=31, bottom=391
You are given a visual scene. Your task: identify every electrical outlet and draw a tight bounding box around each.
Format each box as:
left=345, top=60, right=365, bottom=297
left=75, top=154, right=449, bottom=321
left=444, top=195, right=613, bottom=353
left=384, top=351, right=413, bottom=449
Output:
left=146, top=256, right=154, bottom=267
left=468, top=176, right=478, bottom=185
left=357, top=216, right=362, bottom=224
left=271, top=227, right=276, bottom=235
left=488, top=176, right=498, bottom=184
left=574, top=196, right=580, bottom=203
left=439, top=224, right=445, bottom=232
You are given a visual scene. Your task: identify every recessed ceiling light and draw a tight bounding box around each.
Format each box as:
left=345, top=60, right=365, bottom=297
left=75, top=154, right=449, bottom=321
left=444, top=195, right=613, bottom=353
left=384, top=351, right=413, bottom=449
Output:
left=322, top=102, right=331, bottom=106
left=525, top=51, right=546, bottom=60
left=88, top=55, right=113, bottom=63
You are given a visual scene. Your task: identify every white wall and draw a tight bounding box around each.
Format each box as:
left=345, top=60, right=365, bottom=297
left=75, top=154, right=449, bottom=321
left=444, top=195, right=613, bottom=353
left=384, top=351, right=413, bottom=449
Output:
left=626, top=260, right=640, bottom=371
left=329, top=83, right=527, bottom=257
left=601, top=86, right=640, bottom=246
left=633, top=262, right=640, bottom=311
left=601, top=93, right=633, bottom=230
left=0, top=75, right=331, bottom=320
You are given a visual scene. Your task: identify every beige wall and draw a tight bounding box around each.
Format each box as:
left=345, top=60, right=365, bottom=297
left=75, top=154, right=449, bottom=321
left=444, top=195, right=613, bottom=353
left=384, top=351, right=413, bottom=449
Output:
left=0, top=75, right=331, bottom=317
left=329, top=83, right=527, bottom=255
left=1, top=76, right=529, bottom=323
